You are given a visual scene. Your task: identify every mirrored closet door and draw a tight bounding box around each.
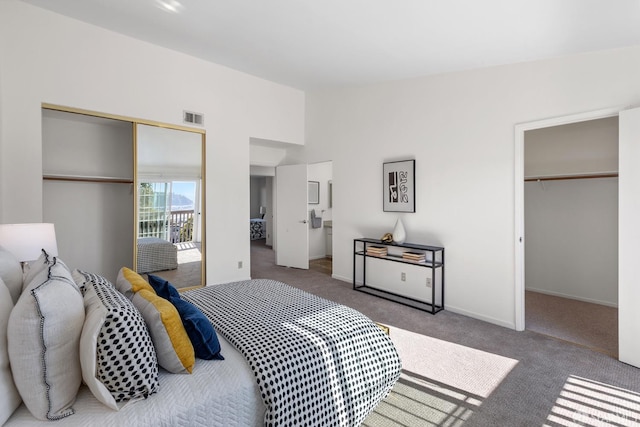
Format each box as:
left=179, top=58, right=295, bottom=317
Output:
left=42, top=105, right=206, bottom=288
left=135, top=124, right=205, bottom=289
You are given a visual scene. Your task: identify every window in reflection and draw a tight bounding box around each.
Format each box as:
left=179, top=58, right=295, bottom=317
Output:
left=136, top=123, right=204, bottom=289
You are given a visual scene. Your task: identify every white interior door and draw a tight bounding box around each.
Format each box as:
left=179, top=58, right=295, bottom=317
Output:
left=618, top=106, right=640, bottom=367
left=275, top=164, right=309, bottom=269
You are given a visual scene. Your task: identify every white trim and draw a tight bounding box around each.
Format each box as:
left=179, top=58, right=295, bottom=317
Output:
left=333, top=273, right=351, bottom=283
left=525, top=287, right=618, bottom=308
left=618, top=107, right=640, bottom=367
left=514, top=107, right=623, bottom=331
left=446, top=305, right=515, bottom=330
left=514, top=125, right=525, bottom=331
left=335, top=274, right=515, bottom=328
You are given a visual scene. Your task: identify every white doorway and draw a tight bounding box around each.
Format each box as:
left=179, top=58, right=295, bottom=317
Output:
left=523, top=117, right=618, bottom=356
left=274, top=161, right=334, bottom=271
left=514, top=107, right=620, bottom=331
left=515, top=106, right=640, bottom=367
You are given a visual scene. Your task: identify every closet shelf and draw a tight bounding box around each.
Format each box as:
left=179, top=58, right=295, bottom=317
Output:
left=524, top=172, right=618, bottom=182
left=43, top=174, right=134, bottom=184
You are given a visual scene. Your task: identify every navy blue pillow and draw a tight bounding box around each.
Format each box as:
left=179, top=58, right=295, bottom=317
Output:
left=147, top=275, right=224, bottom=360
left=147, top=274, right=181, bottom=299
left=169, top=297, right=224, bottom=360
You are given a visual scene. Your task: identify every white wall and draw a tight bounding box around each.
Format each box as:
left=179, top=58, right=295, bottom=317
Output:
left=307, top=161, right=332, bottom=259
left=298, top=46, right=640, bottom=328
left=265, top=177, right=274, bottom=246
left=250, top=177, right=266, bottom=219
left=0, top=1, right=305, bottom=285
left=525, top=178, right=618, bottom=306
left=42, top=111, right=134, bottom=283
left=524, top=118, right=619, bottom=306
left=250, top=144, right=287, bottom=167
left=525, top=117, right=618, bottom=177
left=250, top=166, right=276, bottom=176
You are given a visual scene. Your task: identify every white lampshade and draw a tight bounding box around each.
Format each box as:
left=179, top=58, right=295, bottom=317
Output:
left=0, top=223, right=58, bottom=262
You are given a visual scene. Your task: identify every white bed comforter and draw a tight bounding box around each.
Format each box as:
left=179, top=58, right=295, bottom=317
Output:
left=5, top=336, right=264, bottom=427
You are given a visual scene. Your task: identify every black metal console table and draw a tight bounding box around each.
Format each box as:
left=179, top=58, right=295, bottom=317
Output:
left=353, top=238, right=444, bottom=314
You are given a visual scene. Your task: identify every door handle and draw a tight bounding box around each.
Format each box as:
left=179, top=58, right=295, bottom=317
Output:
left=299, top=220, right=308, bottom=224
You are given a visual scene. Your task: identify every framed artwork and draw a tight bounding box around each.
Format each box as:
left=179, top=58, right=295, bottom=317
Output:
left=383, top=160, right=415, bottom=212
left=308, top=181, right=320, bottom=204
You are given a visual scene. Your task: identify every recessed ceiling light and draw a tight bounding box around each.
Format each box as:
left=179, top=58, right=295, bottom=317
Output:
left=155, top=0, right=185, bottom=14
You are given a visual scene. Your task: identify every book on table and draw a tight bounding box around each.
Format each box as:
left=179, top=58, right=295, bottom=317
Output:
left=402, top=251, right=426, bottom=261
left=367, top=246, right=388, bottom=256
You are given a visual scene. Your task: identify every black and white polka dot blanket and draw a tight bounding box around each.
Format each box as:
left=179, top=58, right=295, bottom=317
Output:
left=183, top=279, right=401, bottom=427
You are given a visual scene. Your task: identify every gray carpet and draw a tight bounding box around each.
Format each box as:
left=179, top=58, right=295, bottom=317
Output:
left=525, top=290, right=618, bottom=358
left=250, top=240, right=640, bottom=427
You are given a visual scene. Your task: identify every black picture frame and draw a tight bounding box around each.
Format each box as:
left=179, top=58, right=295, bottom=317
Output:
left=308, top=181, right=320, bottom=204
left=383, top=160, right=415, bottom=212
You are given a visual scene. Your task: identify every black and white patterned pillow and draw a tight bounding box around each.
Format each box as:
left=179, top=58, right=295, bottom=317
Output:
left=75, top=270, right=159, bottom=410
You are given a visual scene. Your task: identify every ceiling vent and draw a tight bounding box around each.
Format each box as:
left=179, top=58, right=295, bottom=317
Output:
left=183, top=110, right=204, bottom=126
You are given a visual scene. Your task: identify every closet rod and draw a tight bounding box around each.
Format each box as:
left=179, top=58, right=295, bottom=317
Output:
left=524, top=173, right=618, bottom=182
left=43, top=174, right=134, bottom=184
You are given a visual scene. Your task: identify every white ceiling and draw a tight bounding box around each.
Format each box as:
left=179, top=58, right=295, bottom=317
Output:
left=20, top=0, right=640, bottom=90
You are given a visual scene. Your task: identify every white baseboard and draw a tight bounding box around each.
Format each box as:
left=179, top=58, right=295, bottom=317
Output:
left=445, top=305, right=516, bottom=330
left=332, top=273, right=351, bottom=283
left=526, top=287, right=618, bottom=308
left=332, top=273, right=517, bottom=329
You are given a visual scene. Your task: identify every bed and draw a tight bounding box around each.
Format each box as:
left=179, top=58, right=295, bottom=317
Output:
left=5, top=336, right=264, bottom=426
left=0, top=249, right=401, bottom=426
left=250, top=218, right=266, bottom=240
left=136, top=237, right=178, bottom=273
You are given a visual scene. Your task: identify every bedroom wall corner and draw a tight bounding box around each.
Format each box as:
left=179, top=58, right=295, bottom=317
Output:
left=0, top=0, right=305, bottom=284
left=302, top=45, right=640, bottom=329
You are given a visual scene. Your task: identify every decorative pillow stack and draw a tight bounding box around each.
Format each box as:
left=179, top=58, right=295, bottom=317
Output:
left=2, top=243, right=224, bottom=421
left=74, top=270, right=159, bottom=410
left=116, top=267, right=195, bottom=374
left=148, top=274, right=224, bottom=361
left=7, top=254, right=85, bottom=421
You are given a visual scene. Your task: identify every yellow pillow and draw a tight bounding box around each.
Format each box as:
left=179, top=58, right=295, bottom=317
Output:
left=115, top=267, right=155, bottom=299
left=132, top=289, right=195, bottom=374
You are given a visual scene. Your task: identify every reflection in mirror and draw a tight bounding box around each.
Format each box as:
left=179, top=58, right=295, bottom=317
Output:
left=136, top=124, right=205, bottom=289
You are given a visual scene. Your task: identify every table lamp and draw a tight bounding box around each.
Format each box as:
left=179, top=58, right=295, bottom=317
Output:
left=0, top=223, right=59, bottom=265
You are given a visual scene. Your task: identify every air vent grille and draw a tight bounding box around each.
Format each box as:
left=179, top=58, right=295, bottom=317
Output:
left=183, top=110, right=204, bottom=126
